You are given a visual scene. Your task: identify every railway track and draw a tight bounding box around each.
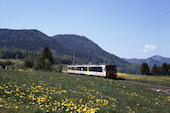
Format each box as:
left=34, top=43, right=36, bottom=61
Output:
left=64, top=70, right=170, bottom=94
left=118, top=80, right=170, bottom=94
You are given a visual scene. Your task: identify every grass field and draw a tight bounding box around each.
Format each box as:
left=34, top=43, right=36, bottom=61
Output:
left=117, top=73, right=170, bottom=87
left=0, top=59, right=24, bottom=64
left=0, top=69, right=170, bottom=113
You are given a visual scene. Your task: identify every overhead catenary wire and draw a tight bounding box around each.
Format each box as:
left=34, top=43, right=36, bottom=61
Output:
left=113, top=39, right=170, bottom=51
left=107, top=39, right=170, bottom=58
left=100, top=10, right=170, bottom=58
left=71, top=9, right=170, bottom=59
left=102, top=10, right=170, bottom=47
left=117, top=48, right=170, bottom=58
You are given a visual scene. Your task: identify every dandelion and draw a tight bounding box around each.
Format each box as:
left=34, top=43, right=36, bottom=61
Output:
left=123, top=86, right=126, bottom=88
left=155, top=102, right=159, bottom=105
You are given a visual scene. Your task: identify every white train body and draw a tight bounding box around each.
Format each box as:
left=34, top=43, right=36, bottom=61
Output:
left=67, top=64, right=117, bottom=78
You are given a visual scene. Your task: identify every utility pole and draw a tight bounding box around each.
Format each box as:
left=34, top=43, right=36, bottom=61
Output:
left=166, top=69, right=170, bottom=76
left=72, top=49, right=75, bottom=65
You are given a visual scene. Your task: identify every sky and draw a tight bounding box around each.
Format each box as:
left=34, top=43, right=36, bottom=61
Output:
left=0, top=0, right=170, bottom=59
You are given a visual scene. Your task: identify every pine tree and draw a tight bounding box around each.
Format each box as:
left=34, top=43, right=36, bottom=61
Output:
left=151, top=64, right=160, bottom=75
left=140, top=63, right=150, bottom=75
left=42, top=46, right=54, bottom=64
left=161, top=63, right=169, bottom=75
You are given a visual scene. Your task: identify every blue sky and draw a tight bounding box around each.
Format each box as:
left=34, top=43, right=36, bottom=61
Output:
left=1, top=0, right=170, bottom=59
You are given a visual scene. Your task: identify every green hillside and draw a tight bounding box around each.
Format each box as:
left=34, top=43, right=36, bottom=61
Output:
left=0, top=29, right=70, bottom=55
left=0, top=29, right=130, bottom=68
left=52, top=34, right=129, bottom=66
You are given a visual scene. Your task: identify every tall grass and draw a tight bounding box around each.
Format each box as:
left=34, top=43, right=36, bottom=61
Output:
left=117, top=73, right=170, bottom=87
left=0, top=69, right=169, bottom=113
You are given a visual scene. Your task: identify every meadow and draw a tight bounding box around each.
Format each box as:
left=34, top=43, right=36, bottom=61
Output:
left=0, top=59, right=24, bottom=64
left=0, top=69, right=170, bottom=113
left=117, top=73, right=170, bottom=87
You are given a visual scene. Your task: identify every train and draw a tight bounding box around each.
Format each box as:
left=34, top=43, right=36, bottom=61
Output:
left=67, top=64, right=117, bottom=79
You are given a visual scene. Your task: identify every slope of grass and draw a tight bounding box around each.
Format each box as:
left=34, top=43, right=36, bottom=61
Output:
left=0, top=69, right=169, bottom=113
left=0, top=59, right=24, bottom=64
left=117, top=73, right=170, bottom=87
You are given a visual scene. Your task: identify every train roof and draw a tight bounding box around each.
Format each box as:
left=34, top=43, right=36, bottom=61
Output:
left=68, top=64, right=116, bottom=67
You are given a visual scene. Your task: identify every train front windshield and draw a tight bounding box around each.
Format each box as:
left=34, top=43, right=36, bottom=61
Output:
left=106, top=65, right=116, bottom=72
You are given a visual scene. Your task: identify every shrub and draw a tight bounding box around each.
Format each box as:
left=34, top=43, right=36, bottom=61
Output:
left=44, top=59, right=52, bottom=70
left=24, top=57, right=34, bottom=68
left=34, top=56, right=45, bottom=70
left=57, top=64, right=63, bottom=73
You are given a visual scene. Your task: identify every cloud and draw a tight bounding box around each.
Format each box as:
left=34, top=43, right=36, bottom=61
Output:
left=141, top=44, right=157, bottom=53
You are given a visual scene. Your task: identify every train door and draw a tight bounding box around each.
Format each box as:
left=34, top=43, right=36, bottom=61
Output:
left=75, top=67, right=76, bottom=74
left=87, top=66, right=89, bottom=76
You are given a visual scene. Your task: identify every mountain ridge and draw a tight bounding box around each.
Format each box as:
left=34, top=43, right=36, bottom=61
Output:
left=0, top=29, right=69, bottom=54
left=0, top=28, right=129, bottom=68
left=52, top=34, right=129, bottom=66
left=124, top=55, right=170, bottom=67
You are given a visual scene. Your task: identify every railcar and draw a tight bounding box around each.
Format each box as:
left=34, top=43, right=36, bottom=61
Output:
left=67, top=64, right=117, bottom=79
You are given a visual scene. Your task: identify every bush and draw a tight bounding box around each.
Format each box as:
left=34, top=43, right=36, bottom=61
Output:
left=57, top=65, right=63, bottom=73
left=5, top=59, right=12, bottom=65
left=34, top=56, right=45, bottom=70
left=24, top=57, right=34, bottom=68
left=44, top=59, right=52, bottom=70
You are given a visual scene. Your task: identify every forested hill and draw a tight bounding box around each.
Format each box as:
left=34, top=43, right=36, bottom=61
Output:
left=0, top=29, right=70, bottom=55
left=0, top=28, right=130, bottom=68
left=52, top=35, right=130, bottom=66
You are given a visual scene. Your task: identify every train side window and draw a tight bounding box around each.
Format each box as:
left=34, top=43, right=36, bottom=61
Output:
left=98, top=67, right=102, bottom=72
left=89, top=67, right=92, bottom=71
left=71, top=67, right=75, bottom=70
left=76, top=67, right=80, bottom=70
left=89, top=67, right=94, bottom=71
left=89, top=67, right=102, bottom=72
left=76, top=67, right=86, bottom=71
left=96, top=67, right=102, bottom=72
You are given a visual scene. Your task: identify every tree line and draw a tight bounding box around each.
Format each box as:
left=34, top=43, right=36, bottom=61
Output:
left=0, top=47, right=73, bottom=64
left=140, top=62, right=170, bottom=76
left=0, top=48, right=37, bottom=59
left=24, top=46, right=62, bottom=72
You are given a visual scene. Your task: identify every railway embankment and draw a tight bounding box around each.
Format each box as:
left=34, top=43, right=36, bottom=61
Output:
left=118, top=80, right=170, bottom=94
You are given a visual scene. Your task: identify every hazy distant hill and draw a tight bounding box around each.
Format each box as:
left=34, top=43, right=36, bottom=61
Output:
left=124, top=55, right=170, bottom=67
left=52, top=34, right=130, bottom=66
